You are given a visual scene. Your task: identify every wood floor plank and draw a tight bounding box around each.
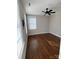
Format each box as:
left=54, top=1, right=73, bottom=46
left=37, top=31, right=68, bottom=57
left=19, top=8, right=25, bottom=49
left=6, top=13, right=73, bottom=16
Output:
left=26, top=33, right=60, bottom=59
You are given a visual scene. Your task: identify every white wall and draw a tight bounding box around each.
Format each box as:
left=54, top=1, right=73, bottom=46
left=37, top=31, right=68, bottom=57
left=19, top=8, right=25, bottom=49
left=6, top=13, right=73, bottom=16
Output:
left=49, top=7, right=61, bottom=37
left=28, top=15, right=49, bottom=35
left=17, top=0, right=27, bottom=59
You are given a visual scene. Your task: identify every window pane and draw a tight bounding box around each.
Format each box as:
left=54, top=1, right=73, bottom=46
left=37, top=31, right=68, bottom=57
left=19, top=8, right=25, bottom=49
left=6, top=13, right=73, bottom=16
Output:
left=28, top=16, right=37, bottom=30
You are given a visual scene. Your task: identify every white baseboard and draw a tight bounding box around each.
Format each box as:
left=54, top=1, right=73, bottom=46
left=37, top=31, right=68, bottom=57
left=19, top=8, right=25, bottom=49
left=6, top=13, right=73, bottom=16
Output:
left=29, top=32, right=61, bottom=38
left=50, top=32, right=61, bottom=38
left=28, top=32, right=49, bottom=36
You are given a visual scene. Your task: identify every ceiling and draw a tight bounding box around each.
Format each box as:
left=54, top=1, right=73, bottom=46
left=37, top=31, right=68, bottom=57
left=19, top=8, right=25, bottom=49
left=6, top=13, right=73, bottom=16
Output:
left=23, top=0, right=61, bottom=15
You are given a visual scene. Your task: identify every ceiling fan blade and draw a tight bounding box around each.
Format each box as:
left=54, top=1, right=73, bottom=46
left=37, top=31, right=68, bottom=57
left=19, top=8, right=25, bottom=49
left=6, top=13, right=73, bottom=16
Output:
left=49, top=10, right=53, bottom=12
left=51, top=12, right=55, bottom=13
left=48, top=13, right=51, bottom=15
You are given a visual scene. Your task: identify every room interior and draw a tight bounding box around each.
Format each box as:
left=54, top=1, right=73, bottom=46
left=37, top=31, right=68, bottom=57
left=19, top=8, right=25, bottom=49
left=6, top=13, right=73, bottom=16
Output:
left=17, top=0, right=61, bottom=59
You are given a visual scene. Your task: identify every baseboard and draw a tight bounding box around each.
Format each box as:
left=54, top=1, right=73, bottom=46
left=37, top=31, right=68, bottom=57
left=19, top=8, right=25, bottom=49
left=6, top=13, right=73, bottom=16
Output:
left=28, top=32, right=61, bottom=38
left=50, top=33, right=61, bottom=38
left=28, top=32, right=49, bottom=36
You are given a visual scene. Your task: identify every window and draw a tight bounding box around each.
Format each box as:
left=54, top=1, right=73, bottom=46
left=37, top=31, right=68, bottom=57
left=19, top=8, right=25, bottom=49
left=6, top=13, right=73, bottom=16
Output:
left=27, top=16, right=37, bottom=30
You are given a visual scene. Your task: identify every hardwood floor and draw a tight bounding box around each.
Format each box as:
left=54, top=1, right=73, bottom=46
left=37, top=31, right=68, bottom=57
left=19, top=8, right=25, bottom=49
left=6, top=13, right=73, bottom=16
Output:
left=26, top=33, right=60, bottom=59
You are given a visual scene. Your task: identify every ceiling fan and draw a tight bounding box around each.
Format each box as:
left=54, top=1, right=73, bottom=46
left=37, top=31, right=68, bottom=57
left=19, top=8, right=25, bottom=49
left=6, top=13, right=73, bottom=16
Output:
left=42, top=8, right=55, bottom=16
